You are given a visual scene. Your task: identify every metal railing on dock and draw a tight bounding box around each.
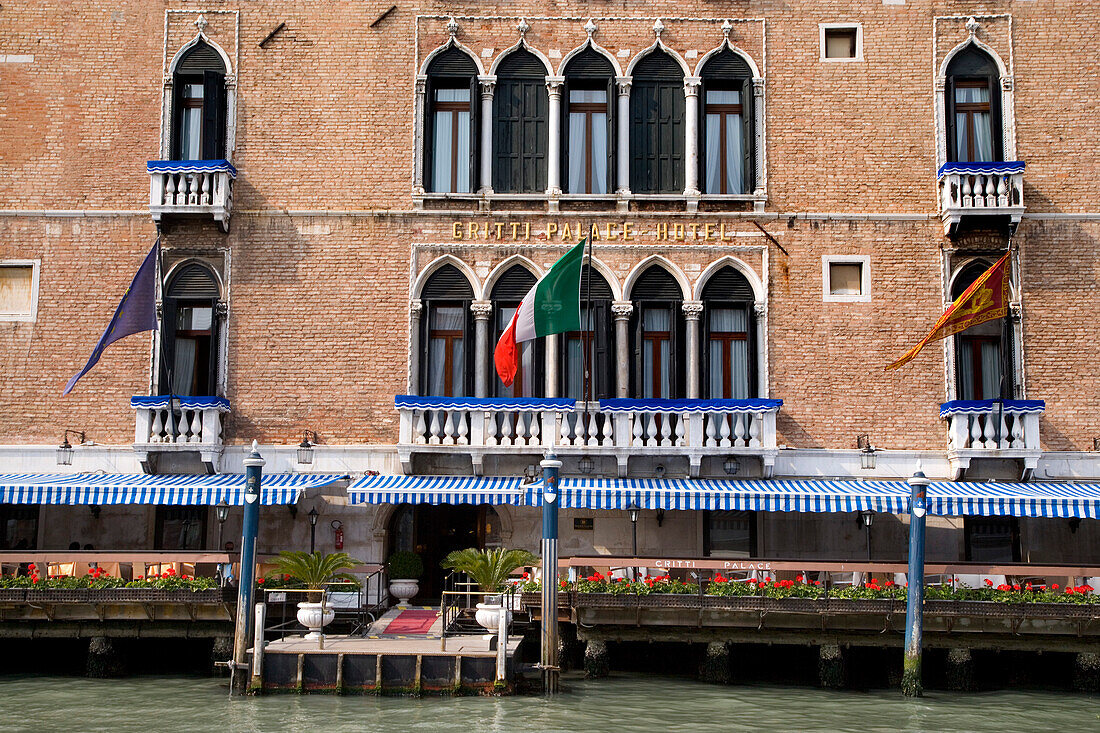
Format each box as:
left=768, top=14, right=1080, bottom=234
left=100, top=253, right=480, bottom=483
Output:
left=440, top=571, right=519, bottom=653
left=261, top=565, right=388, bottom=644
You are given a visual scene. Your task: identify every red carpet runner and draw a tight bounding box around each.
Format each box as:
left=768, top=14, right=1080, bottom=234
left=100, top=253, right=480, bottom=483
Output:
left=384, top=609, right=439, bottom=634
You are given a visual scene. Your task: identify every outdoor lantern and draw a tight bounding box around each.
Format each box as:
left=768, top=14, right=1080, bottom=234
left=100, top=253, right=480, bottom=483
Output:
left=859, top=509, right=875, bottom=528
left=308, top=506, right=320, bottom=553
left=724, top=457, right=741, bottom=476
left=628, top=503, right=640, bottom=525
left=308, top=506, right=319, bottom=527
left=857, top=434, right=877, bottom=470
left=215, top=499, right=230, bottom=525
left=578, top=456, right=594, bottom=475
left=297, top=430, right=316, bottom=465
left=56, top=430, right=86, bottom=466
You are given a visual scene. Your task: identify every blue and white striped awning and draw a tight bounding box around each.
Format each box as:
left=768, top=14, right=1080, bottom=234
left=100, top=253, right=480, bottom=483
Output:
left=937, top=161, right=1025, bottom=177
left=146, top=159, right=238, bottom=178
left=530, top=477, right=908, bottom=513
left=395, top=395, right=576, bottom=411
left=928, top=481, right=1100, bottom=519
left=347, top=474, right=528, bottom=506
left=130, top=395, right=231, bottom=411
left=0, top=473, right=344, bottom=506
left=599, top=398, right=783, bottom=414
left=939, top=399, right=1044, bottom=418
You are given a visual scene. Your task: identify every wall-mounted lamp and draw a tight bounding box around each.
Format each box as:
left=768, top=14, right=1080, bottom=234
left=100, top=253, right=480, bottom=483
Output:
left=297, top=430, right=318, bottom=465
left=578, top=456, right=595, bottom=475
left=655, top=463, right=666, bottom=478
left=308, top=506, right=320, bottom=553
left=723, top=457, right=741, bottom=476
left=858, top=509, right=875, bottom=529
left=215, top=498, right=230, bottom=549
left=857, top=434, right=877, bottom=470
left=89, top=504, right=101, bottom=520
left=56, top=429, right=87, bottom=466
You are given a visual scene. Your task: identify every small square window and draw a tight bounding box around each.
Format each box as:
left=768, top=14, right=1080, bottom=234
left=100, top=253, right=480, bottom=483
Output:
left=0, top=260, right=39, bottom=321
left=822, top=256, right=870, bottom=302
left=820, top=24, right=863, bottom=62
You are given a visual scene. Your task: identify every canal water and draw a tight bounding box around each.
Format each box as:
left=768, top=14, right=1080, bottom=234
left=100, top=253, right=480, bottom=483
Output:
left=0, top=673, right=1097, bottom=732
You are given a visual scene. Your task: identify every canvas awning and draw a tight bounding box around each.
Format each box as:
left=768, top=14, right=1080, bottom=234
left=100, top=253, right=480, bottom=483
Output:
left=0, top=473, right=344, bottom=506
left=347, top=474, right=528, bottom=506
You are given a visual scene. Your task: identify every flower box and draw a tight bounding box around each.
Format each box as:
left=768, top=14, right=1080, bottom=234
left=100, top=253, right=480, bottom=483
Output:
left=0, top=589, right=26, bottom=603
left=24, top=588, right=226, bottom=604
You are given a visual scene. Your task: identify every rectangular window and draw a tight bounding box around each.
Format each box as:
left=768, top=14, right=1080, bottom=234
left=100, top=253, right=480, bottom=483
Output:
left=704, top=89, right=745, bottom=195
left=0, top=261, right=39, bottom=321
left=964, top=517, right=1020, bottom=563
left=180, top=82, right=204, bottom=160
left=641, top=307, right=672, bottom=399
left=704, top=510, right=756, bottom=558
left=822, top=256, right=871, bottom=302
left=0, top=505, right=39, bottom=550
left=432, top=88, right=472, bottom=193
left=567, top=89, right=609, bottom=194
left=429, top=306, right=466, bottom=397
left=954, top=82, right=993, bottom=162
left=820, top=24, right=863, bottom=62
left=155, top=506, right=207, bottom=551
left=707, top=307, right=750, bottom=399
left=957, top=333, right=1003, bottom=401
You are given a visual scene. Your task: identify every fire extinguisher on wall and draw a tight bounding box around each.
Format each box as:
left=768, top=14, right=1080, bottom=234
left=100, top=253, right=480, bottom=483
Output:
left=331, top=520, right=344, bottom=550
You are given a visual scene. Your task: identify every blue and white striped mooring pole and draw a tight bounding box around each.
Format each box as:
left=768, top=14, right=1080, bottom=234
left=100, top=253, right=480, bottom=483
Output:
left=231, top=440, right=265, bottom=694
left=540, top=452, right=562, bottom=694
left=902, top=462, right=930, bottom=697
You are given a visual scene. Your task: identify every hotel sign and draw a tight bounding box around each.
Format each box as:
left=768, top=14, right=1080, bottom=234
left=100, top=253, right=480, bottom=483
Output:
left=652, top=559, right=773, bottom=571
left=450, top=220, right=751, bottom=243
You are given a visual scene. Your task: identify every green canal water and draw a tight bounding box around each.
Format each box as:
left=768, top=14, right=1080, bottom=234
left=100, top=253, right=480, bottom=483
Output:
left=0, top=674, right=1098, bottom=732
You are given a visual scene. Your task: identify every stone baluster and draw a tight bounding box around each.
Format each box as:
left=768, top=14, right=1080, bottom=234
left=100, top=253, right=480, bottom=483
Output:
left=428, top=411, right=443, bottom=445
left=731, top=413, right=743, bottom=447
left=968, top=414, right=982, bottom=449
left=414, top=410, right=428, bottom=444
left=981, top=413, right=997, bottom=449
left=984, top=174, right=996, bottom=207
left=646, top=414, right=659, bottom=447
left=441, top=410, right=457, bottom=445
left=499, top=410, right=513, bottom=446
left=150, top=410, right=165, bottom=443
left=455, top=411, right=469, bottom=445
left=748, top=414, right=761, bottom=448
left=658, top=413, right=672, bottom=445
left=163, top=175, right=176, bottom=206
left=189, top=409, right=203, bottom=442
left=174, top=174, right=188, bottom=205
left=1010, top=413, right=1025, bottom=449
left=996, top=175, right=1008, bottom=207
left=632, top=412, right=644, bottom=447
left=528, top=411, right=541, bottom=446
left=187, top=174, right=200, bottom=205
left=601, top=412, right=613, bottom=447
left=961, top=175, right=973, bottom=207
left=997, top=410, right=1010, bottom=449
left=674, top=413, right=686, bottom=446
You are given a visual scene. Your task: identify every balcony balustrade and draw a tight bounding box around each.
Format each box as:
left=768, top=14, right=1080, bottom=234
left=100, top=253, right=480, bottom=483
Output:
left=938, top=161, right=1025, bottom=236
left=396, top=396, right=782, bottom=477
left=941, top=399, right=1044, bottom=480
left=147, top=160, right=236, bottom=231
left=131, top=395, right=231, bottom=472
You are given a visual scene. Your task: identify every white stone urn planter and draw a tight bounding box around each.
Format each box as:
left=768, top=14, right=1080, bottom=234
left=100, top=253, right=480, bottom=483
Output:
left=389, top=579, right=420, bottom=607
left=296, top=601, right=335, bottom=640
left=474, top=594, right=511, bottom=633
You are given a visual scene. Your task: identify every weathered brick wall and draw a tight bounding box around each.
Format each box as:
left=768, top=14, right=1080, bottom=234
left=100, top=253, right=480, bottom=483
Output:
left=1, top=1, right=1098, bottom=453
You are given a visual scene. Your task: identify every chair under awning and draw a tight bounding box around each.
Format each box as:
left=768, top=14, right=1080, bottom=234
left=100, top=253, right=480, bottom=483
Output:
left=347, top=474, right=529, bottom=506
left=527, top=477, right=910, bottom=513
left=0, top=473, right=345, bottom=506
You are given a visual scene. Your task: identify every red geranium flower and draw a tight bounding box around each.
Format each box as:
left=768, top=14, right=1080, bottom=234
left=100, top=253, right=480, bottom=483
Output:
left=284, top=574, right=291, bottom=581
left=31, top=576, right=38, bottom=584
left=814, top=581, right=821, bottom=586
left=796, top=574, right=803, bottom=583
left=885, top=580, right=895, bottom=587
left=1012, top=584, right=1020, bottom=591
left=27, top=563, right=36, bottom=571
left=165, top=567, right=176, bottom=576
left=1025, top=583, right=1033, bottom=590
left=984, top=579, right=993, bottom=586
left=257, top=578, right=265, bottom=584
left=1052, top=583, right=1060, bottom=590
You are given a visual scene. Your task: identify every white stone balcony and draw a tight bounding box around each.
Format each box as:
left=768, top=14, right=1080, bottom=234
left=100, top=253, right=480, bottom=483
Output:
left=938, top=161, right=1024, bottom=236
left=942, top=399, right=1044, bottom=480
left=131, top=396, right=231, bottom=472
left=396, top=396, right=782, bottom=478
left=147, top=160, right=236, bottom=232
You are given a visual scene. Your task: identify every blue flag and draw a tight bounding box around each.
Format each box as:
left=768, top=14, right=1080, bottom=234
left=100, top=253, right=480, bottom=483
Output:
left=63, top=241, right=160, bottom=395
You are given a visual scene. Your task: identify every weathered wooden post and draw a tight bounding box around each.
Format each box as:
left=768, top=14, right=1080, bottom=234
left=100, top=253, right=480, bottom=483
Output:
left=540, top=452, right=562, bottom=694
left=902, top=462, right=929, bottom=697
left=231, top=440, right=265, bottom=694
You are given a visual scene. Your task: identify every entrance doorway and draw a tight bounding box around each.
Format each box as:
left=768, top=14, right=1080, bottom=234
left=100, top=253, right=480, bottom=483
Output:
left=387, top=504, right=502, bottom=600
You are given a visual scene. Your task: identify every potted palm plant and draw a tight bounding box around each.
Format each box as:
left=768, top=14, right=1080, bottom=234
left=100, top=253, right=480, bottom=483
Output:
left=274, top=550, right=360, bottom=639
left=441, top=547, right=538, bottom=632
left=386, top=550, right=424, bottom=607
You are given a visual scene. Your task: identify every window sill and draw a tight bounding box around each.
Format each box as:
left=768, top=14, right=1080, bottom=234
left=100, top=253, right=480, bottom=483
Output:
left=412, top=190, right=768, bottom=214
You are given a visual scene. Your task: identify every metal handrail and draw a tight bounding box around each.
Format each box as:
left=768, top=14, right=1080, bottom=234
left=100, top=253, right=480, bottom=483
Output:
left=440, top=575, right=519, bottom=651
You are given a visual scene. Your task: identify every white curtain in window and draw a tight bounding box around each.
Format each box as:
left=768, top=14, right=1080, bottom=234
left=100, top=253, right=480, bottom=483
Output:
left=171, top=337, right=196, bottom=396
left=429, top=306, right=465, bottom=396
left=642, top=308, right=672, bottom=399
left=181, top=108, right=202, bottom=160
left=432, top=110, right=454, bottom=193
left=455, top=110, right=470, bottom=192
left=955, top=112, right=970, bottom=162
left=957, top=340, right=975, bottom=400
left=567, top=112, right=586, bottom=194
left=972, top=112, right=992, bottom=162
left=708, top=308, right=749, bottom=399
left=725, top=114, right=744, bottom=194
left=704, top=114, right=720, bottom=193
left=566, top=336, right=584, bottom=400
left=980, top=340, right=1002, bottom=400
left=591, top=112, right=608, bottom=194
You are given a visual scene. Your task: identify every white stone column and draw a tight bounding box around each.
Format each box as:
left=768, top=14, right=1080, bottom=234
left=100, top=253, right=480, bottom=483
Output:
left=546, top=76, right=564, bottom=205
left=682, top=300, right=704, bottom=399
left=412, top=75, right=428, bottom=207
left=408, top=300, right=423, bottom=395
left=752, top=77, right=766, bottom=204
left=754, top=301, right=767, bottom=398
left=478, top=75, right=496, bottom=195
left=612, top=301, right=634, bottom=398
left=471, top=300, right=493, bottom=398
left=683, top=77, right=702, bottom=200
left=545, top=334, right=559, bottom=398
left=615, top=77, right=632, bottom=198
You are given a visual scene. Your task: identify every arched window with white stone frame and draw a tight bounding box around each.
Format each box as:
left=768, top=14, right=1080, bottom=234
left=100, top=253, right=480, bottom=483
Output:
left=698, top=49, right=755, bottom=196
left=170, top=41, right=229, bottom=161
left=424, top=47, right=480, bottom=194
left=945, top=46, right=1003, bottom=163
left=950, top=259, right=1015, bottom=401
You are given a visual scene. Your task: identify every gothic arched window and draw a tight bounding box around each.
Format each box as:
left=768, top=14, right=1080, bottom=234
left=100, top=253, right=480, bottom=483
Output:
left=701, top=267, right=757, bottom=399
left=946, top=47, right=1003, bottom=163
left=630, top=51, right=685, bottom=194
left=493, top=50, right=548, bottom=193
left=425, top=48, right=479, bottom=193
left=172, top=42, right=227, bottom=160
left=420, top=265, right=475, bottom=397
left=161, top=263, right=221, bottom=396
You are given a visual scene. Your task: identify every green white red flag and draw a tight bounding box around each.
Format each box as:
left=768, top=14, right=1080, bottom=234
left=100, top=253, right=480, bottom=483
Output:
left=494, top=238, right=586, bottom=387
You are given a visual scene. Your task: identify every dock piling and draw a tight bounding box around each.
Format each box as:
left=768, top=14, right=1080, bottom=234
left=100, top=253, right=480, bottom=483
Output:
left=231, top=441, right=265, bottom=695
left=902, top=464, right=929, bottom=697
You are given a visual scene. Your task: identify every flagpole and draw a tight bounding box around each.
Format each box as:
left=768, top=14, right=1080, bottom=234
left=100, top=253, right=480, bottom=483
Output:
left=153, top=230, right=178, bottom=440
left=582, top=225, right=594, bottom=423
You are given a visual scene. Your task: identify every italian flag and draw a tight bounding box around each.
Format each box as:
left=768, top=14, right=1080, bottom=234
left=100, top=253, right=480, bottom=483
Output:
left=494, top=238, right=586, bottom=387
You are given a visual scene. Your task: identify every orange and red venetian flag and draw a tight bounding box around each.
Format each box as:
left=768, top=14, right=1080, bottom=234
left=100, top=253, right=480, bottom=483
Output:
left=886, top=252, right=1011, bottom=371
